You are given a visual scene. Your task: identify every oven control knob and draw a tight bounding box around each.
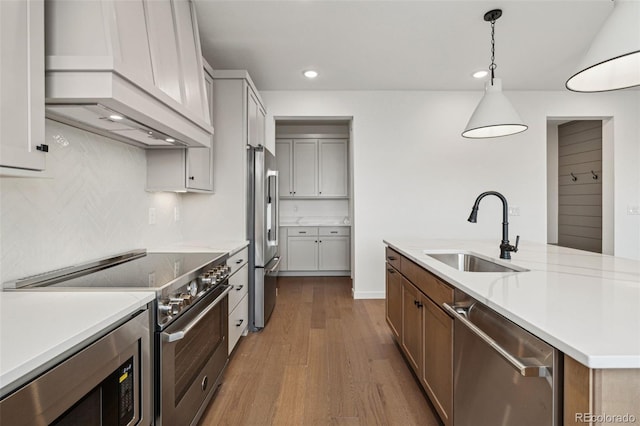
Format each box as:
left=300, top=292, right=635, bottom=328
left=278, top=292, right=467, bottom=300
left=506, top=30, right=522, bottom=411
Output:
left=199, top=274, right=212, bottom=286
left=159, top=302, right=180, bottom=316
left=177, top=293, right=192, bottom=306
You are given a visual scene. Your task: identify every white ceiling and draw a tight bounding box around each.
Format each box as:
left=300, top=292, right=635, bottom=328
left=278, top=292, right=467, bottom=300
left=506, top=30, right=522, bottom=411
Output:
left=194, top=0, right=613, bottom=91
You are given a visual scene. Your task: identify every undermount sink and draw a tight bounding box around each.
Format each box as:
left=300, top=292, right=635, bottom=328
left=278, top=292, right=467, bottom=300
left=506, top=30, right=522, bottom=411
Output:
left=425, top=251, right=528, bottom=273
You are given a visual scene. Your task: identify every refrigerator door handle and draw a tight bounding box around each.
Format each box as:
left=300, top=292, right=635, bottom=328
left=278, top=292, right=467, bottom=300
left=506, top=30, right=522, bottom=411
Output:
left=267, top=170, right=279, bottom=247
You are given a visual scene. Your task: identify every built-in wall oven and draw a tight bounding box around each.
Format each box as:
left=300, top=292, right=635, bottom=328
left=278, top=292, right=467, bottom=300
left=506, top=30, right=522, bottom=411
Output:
left=5, top=250, right=232, bottom=426
left=0, top=309, right=152, bottom=426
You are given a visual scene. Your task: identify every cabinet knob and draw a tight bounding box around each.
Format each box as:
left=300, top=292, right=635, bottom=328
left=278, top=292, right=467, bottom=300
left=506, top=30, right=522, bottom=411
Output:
left=236, top=285, right=244, bottom=291
left=189, top=176, right=195, bottom=180
left=36, top=144, right=49, bottom=152
left=387, top=268, right=395, bottom=274
left=236, top=319, right=244, bottom=327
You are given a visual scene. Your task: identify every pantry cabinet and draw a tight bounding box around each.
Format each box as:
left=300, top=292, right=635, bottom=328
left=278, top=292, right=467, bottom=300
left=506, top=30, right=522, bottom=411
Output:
left=0, top=0, right=47, bottom=172
left=283, top=227, right=350, bottom=272
left=276, top=138, right=348, bottom=198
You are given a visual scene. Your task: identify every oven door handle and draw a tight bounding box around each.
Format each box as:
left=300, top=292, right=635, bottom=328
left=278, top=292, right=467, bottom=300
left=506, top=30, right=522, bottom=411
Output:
left=162, top=285, right=232, bottom=343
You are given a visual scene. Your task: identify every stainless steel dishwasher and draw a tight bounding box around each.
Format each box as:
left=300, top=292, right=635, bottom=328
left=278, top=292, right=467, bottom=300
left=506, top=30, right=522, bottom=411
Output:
left=444, top=290, right=561, bottom=426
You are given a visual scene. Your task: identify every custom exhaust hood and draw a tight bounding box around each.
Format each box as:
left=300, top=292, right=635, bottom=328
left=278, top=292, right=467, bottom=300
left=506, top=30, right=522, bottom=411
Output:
left=45, top=0, right=213, bottom=149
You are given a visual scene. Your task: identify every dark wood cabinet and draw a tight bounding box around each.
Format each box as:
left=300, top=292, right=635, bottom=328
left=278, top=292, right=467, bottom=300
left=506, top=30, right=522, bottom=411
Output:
left=385, top=265, right=402, bottom=340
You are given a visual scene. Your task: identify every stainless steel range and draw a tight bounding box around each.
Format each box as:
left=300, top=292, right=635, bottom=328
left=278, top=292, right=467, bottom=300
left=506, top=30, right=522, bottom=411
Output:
left=5, top=249, right=231, bottom=426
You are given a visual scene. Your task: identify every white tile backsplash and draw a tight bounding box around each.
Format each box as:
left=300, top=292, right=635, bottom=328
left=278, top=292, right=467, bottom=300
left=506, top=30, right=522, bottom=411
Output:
left=0, top=121, right=183, bottom=283
left=279, top=199, right=348, bottom=219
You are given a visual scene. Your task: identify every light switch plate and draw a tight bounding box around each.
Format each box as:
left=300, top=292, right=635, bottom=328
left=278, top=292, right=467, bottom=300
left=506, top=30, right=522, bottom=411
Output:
left=148, top=207, right=156, bottom=225
left=174, top=206, right=180, bottom=222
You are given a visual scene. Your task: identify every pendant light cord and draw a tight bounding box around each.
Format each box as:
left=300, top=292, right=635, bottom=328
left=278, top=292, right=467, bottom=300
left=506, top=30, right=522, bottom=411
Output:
left=490, top=18, right=497, bottom=85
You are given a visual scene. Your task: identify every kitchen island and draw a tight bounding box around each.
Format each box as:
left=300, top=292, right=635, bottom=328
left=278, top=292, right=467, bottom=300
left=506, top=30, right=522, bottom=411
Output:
left=384, top=239, right=640, bottom=426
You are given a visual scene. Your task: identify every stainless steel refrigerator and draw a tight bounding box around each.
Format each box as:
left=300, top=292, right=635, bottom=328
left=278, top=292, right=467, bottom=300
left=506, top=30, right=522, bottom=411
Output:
left=247, top=146, right=280, bottom=330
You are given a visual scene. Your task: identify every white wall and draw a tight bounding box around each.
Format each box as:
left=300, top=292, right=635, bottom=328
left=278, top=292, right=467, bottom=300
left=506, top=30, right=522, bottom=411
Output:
left=0, top=121, right=183, bottom=282
left=280, top=199, right=349, bottom=219
left=261, top=90, right=640, bottom=299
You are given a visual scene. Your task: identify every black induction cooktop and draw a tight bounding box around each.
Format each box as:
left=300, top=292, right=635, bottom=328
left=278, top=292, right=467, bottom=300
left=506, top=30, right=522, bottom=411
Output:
left=5, top=250, right=226, bottom=290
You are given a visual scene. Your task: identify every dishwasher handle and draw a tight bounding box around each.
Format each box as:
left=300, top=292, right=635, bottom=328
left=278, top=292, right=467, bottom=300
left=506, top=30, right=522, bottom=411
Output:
left=444, top=303, right=550, bottom=378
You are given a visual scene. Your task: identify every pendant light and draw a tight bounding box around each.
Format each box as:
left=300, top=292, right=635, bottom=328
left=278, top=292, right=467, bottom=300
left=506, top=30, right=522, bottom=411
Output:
left=462, top=9, right=528, bottom=139
left=566, top=0, right=640, bottom=92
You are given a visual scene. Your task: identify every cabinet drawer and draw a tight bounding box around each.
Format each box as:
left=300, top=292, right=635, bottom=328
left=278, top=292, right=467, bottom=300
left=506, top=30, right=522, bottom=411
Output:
left=228, top=264, right=248, bottom=311
left=319, top=227, right=350, bottom=236
left=228, top=293, right=248, bottom=355
left=288, top=227, right=318, bottom=236
left=228, top=247, right=248, bottom=276
left=385, top=247, right=402, bottom=270
left=402, top=258, right=453, bottom=307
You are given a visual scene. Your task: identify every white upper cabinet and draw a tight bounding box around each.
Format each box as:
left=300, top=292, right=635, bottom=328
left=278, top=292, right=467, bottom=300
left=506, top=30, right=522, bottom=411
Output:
left=276, top=140, right=293, bottom=196
left=319, top=139, right=348, bottom=197
left=293, top=140, right=318, bottom=196
left=247, top=87, right=265, bottom=147
left=275, top=138, right=348, bottom=198
left=0, top=0, right=47, bottom=171
left=45, top=0, right=213, bottom=149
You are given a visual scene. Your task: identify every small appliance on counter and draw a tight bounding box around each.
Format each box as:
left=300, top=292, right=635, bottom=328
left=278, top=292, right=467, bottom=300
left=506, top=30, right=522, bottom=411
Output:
left=4, top=249, right=231, bottom=426
left=247, top=146, right=280, bottom=330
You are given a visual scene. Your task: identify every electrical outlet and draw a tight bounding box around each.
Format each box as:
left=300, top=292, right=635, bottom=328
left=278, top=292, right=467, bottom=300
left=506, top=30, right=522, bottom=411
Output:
left=628, top=205, right=640, bottom=215
left=148, top=207, right=156, bottom=225
left=173, top=261, right=181, bottom=278
left=509, top=206, right=521, bottom=216
left=174, top=206, right=180, bottom=222
left=148, top=272, right=156, bottom=287
left=293, top=205, right=298, bottom=212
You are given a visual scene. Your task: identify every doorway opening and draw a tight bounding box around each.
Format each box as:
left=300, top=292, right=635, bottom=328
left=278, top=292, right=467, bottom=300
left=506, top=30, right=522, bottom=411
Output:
left=272, top=117, right=355, bottom=285
left=547, top=117, right=614, bottom=254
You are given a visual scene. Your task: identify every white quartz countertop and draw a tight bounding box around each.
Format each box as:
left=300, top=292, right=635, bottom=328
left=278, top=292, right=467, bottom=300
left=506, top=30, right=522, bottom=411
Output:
left=384, top=239, right=640, bottom=369
left=0, top=291, right=154, bottom=397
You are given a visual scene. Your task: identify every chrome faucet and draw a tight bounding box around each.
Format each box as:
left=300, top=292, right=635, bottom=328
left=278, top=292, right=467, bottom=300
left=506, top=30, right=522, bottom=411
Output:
left=467, top=191, right=519, bottom=259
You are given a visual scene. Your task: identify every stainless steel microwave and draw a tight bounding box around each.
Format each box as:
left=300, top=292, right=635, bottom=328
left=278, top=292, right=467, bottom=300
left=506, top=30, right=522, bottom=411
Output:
left=0, top=310, right=152, bottom=426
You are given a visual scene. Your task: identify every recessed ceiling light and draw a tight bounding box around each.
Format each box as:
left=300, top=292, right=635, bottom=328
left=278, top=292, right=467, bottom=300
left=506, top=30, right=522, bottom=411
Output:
left=165, top=138, right=175, bottom=143
left=109, top=114, right=124, bottom=120
left=303, top=70, right=318, bottom=79
left=473, top=70, right=489, bottom=79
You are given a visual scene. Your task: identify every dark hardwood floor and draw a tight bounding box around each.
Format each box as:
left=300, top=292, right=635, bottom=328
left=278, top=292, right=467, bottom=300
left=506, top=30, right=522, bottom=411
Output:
left=199, top=276, right=440, bottom=426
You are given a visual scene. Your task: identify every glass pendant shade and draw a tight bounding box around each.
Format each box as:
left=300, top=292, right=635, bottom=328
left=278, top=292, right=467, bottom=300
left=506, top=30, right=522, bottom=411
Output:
left=566, top=0, right=640, bottom=92
left=462, top=79, right=528, bottom=138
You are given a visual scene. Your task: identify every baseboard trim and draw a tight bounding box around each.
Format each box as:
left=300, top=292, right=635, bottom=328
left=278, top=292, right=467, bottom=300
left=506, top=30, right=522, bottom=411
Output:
left=353, top=291, right=385, bottom=300
left=279, top=271, right=350, bottom=277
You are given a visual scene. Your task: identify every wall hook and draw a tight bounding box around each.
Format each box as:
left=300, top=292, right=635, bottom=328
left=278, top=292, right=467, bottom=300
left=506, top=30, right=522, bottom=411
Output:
left=591, top=170, right=599, bottom=180
left=570, top=172, right=578, bottom=182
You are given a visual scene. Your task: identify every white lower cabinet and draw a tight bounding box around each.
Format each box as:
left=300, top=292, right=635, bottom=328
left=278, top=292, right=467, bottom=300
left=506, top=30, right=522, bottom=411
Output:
left=228, top=259, right=248, bottom=355
left=284, top=227, right=350, bottom=272
left=287, top=236, right=319, bottom=270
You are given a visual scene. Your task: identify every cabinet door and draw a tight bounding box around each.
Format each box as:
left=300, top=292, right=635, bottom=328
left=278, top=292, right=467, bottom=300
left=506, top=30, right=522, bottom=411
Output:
left=145, top=0, right=183, bottom=103
left=186, top=147, right=213, bottom=190
left=318, top=139, right=348, bottom=197
left=247, top=88, right=259, bottom=147
left=287, top=236, right=318, bottom=271
left=0, top=0, right=46, bottom=171
left=257, top=105, right=266, bottom=147
left=402, top=278, right=423, bottom=376
left=318, top=236, right=349, bottom=270
left=276, top=139, right=293, bottom=196
left=185, top=70, right=213, bottom=191
left=422, top=297, right=453, bottom=426
left=385, top=265, right=402, bottom=340
left=292, top=140, right=318, bottom=196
